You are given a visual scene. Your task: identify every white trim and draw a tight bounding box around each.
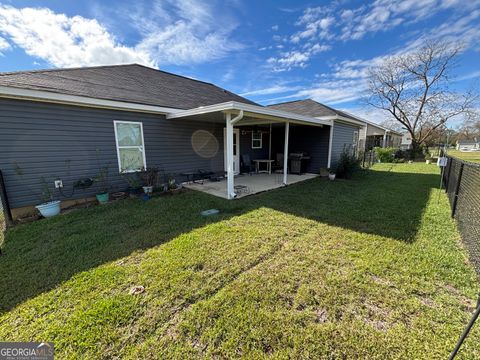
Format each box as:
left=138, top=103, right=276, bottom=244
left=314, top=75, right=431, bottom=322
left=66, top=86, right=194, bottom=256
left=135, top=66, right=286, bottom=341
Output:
left=167, top=101, right=331, bottom=126
left=318, top=115, right=365, bottom=127
left=251, top=131, right=263, bottom=149
left=113, top=120, right=147, bottom=173
left=226, top=113, right=235, bottom=199
left=327, top=123, right=334, bottom=169
left=0, top=86, right=177, bottom=115
left=283, top=122, right=289, bottom=185
left=223, top=128, right=240, bottom=174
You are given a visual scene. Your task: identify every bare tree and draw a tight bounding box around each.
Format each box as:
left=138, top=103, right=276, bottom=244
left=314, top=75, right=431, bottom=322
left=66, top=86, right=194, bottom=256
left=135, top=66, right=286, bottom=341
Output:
left=366, top=40, right=477, bottom=151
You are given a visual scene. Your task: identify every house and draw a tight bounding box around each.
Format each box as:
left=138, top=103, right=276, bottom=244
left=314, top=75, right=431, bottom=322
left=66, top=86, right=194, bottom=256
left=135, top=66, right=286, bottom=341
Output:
left=0, top=64, right=366, bottom=218
left=268, top=99, right=403, bottom=153
left=401, top=133, right=413, bottom=150
left=267, top=99, right=365, bottom=165
left=456, top=139, right=479, bottom=151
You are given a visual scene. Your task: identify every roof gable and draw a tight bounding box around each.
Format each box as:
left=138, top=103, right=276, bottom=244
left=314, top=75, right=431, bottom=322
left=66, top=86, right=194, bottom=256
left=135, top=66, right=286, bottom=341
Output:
left=0, top=64, right=257, bottom=109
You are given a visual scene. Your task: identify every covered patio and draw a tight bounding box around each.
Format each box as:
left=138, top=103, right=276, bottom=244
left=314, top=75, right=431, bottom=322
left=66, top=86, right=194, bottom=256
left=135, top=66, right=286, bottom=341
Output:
left=183, top=173, right=318, bottom=199
left=167, top=101, right=331, bottom=199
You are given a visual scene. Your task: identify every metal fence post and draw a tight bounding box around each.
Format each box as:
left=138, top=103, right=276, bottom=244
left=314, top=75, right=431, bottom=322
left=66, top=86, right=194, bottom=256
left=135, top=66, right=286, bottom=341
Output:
left=451, top=162, right=464, bottom=218
left=445, top=156, right=453, bottom=191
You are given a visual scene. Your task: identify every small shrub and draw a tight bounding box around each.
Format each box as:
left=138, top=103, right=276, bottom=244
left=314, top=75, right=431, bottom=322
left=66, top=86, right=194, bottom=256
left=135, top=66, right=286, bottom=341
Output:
left=334, top=147, right=360, bottom=179
left=374, top=147, right=396, bottom=163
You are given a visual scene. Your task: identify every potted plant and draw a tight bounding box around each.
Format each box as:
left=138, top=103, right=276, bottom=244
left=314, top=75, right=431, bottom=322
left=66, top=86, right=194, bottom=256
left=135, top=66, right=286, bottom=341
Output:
left=122, top=173, right=142, bottom=198
left=139, top=167, right=159, bottom=195
left=425, top=154, right=432, bottom=164
left=167, top=174, right=182, bottom=193
left=94, top=165, right=110, bottom=204
left=35, top=177, right=61, bottom=218
left=328, top=170, right=336, bottom=181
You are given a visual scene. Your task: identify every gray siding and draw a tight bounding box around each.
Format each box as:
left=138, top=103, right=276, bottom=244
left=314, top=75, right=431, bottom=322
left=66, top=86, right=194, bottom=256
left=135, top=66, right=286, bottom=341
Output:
left=239, top=127, right=270, bottom=165
left=0, top=98, right=224, bottom=208
left=271, top=124, right=329, bottom=173
left=331, top=121, right=360, bottom=167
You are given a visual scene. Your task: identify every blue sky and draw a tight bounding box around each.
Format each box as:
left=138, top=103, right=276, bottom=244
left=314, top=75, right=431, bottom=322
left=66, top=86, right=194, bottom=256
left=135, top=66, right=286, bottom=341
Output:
left=0, top=0, right=479, bottom=123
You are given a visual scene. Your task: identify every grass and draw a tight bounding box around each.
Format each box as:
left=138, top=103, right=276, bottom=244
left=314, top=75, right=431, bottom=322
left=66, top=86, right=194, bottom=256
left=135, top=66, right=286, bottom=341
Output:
left=446, top=150, right=480, bottom=163
left=0, top=163, right=479, bottom=359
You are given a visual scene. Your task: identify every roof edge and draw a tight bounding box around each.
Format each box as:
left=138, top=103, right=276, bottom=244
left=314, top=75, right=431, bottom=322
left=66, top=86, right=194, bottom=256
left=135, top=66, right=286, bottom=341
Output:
left=0, top=85, right=179, bottom=114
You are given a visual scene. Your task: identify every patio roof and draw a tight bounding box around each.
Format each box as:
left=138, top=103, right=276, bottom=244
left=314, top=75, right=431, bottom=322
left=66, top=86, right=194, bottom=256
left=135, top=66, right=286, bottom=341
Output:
left=166, top=101, right=332, bottom=127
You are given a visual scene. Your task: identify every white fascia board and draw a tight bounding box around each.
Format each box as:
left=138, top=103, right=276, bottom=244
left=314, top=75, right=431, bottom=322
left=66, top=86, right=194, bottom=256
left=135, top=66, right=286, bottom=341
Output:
left=167, top=101, right=332, bottom=126
left=0, top=86, right=178, bottom=114
left=316, top=115, right=365, bottom=127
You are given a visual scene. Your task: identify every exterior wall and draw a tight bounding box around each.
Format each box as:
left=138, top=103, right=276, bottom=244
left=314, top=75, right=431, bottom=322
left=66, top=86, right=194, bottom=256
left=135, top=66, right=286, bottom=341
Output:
left=270, top=124, right=329, bottom=173
left=331, top=121, right=361, bottom=167
left=0, top=98, right=225, bottom=210
left=289, top=125, right=329, bottom=172
left=238, top=126, right=270, bottom=163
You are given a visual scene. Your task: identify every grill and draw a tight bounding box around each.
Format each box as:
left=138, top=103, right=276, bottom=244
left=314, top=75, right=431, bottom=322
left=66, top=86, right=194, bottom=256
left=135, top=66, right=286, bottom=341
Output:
left=289, top=152, right=310, bottom=174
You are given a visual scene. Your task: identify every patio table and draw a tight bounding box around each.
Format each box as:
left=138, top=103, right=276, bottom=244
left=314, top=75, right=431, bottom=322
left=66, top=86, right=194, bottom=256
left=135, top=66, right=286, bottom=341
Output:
left=253, top=159, right=274, bottom=174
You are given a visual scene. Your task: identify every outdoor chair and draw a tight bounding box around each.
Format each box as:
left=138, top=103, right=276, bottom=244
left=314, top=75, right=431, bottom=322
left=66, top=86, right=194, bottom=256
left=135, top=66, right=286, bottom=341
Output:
left=241, top=154, right=255, bottom=175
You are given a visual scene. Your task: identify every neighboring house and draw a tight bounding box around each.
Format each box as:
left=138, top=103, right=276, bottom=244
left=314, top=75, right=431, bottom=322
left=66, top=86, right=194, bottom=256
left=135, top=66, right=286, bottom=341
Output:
left=401, top=133, right=413, bottom=150
left=456, top=139, right=479, bottom=151
left=268, top=99, right=365, bottom=167
left=358, top=120, right=403, bottom=150
left=0, top=64, right=352, bottom=218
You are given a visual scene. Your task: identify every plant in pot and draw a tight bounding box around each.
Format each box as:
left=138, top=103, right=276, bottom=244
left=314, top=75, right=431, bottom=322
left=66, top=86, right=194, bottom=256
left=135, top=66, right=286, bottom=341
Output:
left=328, top=169, right=336, bottom=181
left=35, top=177, right=61, bottom=218
left=123, top=173, right=142, bottom=197
left=94, top=165, right=110, bottom=204
left=139, top=167, right=159, bottom=195
left=167, top=174, right=181, bottom=193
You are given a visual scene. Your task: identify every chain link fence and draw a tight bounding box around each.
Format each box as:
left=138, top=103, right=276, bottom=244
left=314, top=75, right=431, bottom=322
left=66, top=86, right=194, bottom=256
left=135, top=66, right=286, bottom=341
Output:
left=443, top=156, right=480, bottom=277
left=360, top=150, right=377, bottom=169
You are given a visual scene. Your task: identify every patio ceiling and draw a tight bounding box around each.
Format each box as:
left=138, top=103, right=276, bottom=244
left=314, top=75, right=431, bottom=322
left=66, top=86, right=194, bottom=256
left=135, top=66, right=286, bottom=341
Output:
left=166, top=101, right=332, bottom=127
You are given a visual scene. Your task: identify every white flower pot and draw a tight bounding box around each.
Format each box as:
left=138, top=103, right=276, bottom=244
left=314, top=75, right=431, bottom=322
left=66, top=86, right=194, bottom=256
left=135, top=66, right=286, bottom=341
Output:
left=328, top=173, right=336, bottom=181
left=143, top=186, right=153, bottom=194
left=35, top=200, right=61, bottom=218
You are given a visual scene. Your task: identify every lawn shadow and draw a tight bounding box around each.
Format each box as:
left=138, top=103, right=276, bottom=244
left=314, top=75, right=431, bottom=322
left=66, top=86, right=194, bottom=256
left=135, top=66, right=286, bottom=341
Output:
left=0, top=166, right=438, bottom=314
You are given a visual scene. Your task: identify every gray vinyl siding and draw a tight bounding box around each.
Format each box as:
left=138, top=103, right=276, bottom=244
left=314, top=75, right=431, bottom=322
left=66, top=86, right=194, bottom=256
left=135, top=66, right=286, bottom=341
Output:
left=239, top=127, right=270, bottom=163
left=270, top=124, right=329, bottom=173
left=0, top=98, right=224, bottom=209
left=331, top=121, right=360, bottom=167
left=289, top=125, right=329, bottom=172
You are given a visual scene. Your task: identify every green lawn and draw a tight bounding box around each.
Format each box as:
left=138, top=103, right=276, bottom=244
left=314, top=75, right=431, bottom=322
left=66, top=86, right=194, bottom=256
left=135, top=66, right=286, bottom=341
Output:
left=0, top=163, right=479, bottom=359
left=446, top=150, right=480, bottom=163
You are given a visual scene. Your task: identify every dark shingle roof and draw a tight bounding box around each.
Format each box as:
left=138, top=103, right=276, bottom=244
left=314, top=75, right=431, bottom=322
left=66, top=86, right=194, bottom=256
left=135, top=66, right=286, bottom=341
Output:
left=0, top=64, right=257, bottom=109
left=267, top=99, right=358, bottom=121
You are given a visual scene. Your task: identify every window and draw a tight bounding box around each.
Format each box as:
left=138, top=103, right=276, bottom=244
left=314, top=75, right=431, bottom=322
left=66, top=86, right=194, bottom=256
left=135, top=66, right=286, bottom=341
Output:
left=252, top=131, right=262, bottom=149
left=114, top=121, right=146, bottom=172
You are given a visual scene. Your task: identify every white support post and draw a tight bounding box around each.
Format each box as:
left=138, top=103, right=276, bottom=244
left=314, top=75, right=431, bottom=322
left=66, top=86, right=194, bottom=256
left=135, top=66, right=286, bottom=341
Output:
left=383, top=131, right=387, bottom=148
left=269, top=123, right=272, bottom=160
left=283, top=122, right=289, bottom=185
left=327, top=122, right=334, bottom=169
left=226, top=112, right=235, bottom=199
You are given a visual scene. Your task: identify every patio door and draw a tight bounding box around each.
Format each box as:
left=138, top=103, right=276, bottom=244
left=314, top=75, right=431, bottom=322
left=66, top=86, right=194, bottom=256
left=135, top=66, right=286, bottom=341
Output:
left=224, top=128, right=240, bottom=175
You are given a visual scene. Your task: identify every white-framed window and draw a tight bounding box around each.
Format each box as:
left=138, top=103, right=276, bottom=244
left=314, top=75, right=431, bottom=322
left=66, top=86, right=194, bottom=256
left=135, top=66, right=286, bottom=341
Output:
left=252, top=131, right=262, bottom=149
left=113, top=121, right=146, bottom=173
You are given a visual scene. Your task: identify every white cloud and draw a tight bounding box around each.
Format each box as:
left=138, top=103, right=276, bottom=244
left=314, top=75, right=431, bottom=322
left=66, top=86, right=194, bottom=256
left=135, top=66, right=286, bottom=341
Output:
left=0, top=5, right=154, bottom=67
left=240, top=85, right=303, bottom=96
left=0, top=1, right=241, bottom=68
left=271, top=25, right=279, bottom=31
left=267, top=43, right=331, bottom=72
left=0, top=36, right=9, bottom=53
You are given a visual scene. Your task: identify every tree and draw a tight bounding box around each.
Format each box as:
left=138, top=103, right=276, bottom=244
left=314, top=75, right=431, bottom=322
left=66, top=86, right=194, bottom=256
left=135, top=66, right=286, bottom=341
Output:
left=366, top=40, right=477, bottom=151
left=456, top=114, right=480, bottom=140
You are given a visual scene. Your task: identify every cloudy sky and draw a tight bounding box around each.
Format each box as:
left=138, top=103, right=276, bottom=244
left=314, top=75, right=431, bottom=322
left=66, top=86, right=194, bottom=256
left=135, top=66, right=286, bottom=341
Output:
left=0, top=0, right=479, bottom=122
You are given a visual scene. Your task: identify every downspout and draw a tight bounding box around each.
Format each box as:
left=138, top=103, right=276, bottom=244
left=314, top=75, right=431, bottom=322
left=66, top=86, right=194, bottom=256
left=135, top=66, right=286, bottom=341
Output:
left=231, top=110, right=244, bottom=125
left=327, top=120, right=334, bottom=169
